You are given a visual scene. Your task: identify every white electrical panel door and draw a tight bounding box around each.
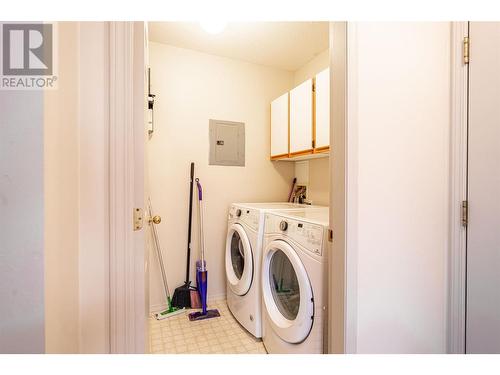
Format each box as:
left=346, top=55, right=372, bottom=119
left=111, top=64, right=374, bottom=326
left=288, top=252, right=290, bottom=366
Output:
left=290, top=79, right=313, bottom=154
left=315, top=68, right=330, bottom=149
left=209, top=120, right=245, bottom=166
left=270, top=92, right=289, bottom=157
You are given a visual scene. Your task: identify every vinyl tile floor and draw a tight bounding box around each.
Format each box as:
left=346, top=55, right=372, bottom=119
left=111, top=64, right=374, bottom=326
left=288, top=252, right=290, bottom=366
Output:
left=149, top=300, right=267, bottom=354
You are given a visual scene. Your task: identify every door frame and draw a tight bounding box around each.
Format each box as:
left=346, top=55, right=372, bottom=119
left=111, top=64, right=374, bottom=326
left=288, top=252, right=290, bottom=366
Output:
left=448, top=21, right=469, bottom=354
left=329, top=21, right=356, bottom=354
left=329, top=21, right=360, bottom=354
left=108, top=21, right=147, bottom=354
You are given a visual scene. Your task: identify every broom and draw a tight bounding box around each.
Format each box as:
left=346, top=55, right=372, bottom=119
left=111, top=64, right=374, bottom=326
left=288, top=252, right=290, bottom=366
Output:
left=148, top=198, right=185, bottom=320
left=172, top=162, right=200, bottom=309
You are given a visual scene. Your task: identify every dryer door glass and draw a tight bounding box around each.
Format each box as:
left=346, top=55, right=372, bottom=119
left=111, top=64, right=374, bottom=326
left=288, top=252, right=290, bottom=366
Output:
left=269, top=249, right=300, bottom=320
left=230, top=231, right=245, bottom=279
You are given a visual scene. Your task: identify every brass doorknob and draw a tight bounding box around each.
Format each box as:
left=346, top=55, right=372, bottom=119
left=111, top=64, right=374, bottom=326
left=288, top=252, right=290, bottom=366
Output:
left=150, top=215, right=161, bottom=224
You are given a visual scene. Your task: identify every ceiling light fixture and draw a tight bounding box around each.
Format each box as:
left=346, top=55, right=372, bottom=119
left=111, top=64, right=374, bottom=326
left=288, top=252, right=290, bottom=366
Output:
left=199, top=20, right=227, bottom=35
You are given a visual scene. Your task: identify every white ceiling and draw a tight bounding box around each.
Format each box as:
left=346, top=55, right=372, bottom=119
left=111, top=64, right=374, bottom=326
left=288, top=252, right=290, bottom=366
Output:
left=148, top=22, right=329, bottom=72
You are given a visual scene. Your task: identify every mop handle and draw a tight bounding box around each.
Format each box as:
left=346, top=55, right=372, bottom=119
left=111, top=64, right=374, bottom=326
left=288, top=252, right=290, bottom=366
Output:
left=195, top=179, right=206, bottom=272
left=148, top=198, right=171, bottom=301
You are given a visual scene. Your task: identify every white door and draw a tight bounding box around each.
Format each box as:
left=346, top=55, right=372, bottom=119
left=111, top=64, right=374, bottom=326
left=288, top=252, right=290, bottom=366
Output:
left=466, top=22, right=500, bottom=354
left=270, top=93, right=289, bottom=158
left=109, top=22, right=147, bottom=353
left=315, top=68, right=330, bottom=149
left=262, top=240, right=314, bottom=343
left=225, top=224, right=254, bottom=296
left=290, top=79, right=313, bottom=154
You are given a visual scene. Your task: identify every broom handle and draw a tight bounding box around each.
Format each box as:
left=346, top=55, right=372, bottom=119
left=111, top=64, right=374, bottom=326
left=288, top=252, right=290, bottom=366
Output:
left=196, top=179, right=206, bottom=272
left=148, top=198, right=171, bottom=301
left=288, top=177, right=297, bottom=202
left=185, top=162, right=195, bottom=284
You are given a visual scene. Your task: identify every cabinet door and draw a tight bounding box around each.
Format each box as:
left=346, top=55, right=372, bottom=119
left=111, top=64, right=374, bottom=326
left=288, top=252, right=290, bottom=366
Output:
left=290, top=79, right=313, bottom=154
left=315, top=68, right=330, bottom=149
left=270, top=92, right=289, bottom=158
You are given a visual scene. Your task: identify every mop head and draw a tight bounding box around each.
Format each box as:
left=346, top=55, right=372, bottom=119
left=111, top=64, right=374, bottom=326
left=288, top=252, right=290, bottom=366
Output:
left=154, top=307, right=186, bottom=320
left=188, top=309, right=220, bottom=321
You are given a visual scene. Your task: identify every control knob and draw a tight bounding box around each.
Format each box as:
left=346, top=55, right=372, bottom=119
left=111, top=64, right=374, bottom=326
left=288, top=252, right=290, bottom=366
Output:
left=280, top=220, right=288, bottom=231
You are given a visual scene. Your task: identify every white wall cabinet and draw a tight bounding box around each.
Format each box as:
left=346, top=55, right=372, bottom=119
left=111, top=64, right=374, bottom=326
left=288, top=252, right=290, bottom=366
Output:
left=270, top=92, right=289, bottom=158
left=270, top=74, right=330, bottom=161
left=290, top=78, right=313, bottom=154
left=315, top=68, right=330, bottom=149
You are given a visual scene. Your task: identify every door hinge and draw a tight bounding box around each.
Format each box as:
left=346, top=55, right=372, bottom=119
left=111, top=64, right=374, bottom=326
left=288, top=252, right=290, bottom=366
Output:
left=461, top=200, right=468, bottom=227
left=134, top=208, right=144, bottom=231
left=312, top=140, right=316, bottom=149
left=463, top=37, right=470, bottom=65
left=328, top=229, right=333, bottom=242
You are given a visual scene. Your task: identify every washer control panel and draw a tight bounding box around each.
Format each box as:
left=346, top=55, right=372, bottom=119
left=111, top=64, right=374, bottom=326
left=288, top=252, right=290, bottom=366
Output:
left=228, top=206, right=259, bottom=231
left=265, top=213, right=325, bottom=256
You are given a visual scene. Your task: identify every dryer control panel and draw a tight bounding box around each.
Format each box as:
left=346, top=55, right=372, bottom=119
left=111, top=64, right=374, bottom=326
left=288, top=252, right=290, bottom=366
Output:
left=228, top=205, right=260, bottom=231
left=265, top=213, right=325, bottom=256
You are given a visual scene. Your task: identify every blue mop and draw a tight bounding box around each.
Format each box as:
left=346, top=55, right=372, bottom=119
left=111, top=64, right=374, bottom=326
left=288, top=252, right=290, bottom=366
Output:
left=188, top=178, right=220, bottom=321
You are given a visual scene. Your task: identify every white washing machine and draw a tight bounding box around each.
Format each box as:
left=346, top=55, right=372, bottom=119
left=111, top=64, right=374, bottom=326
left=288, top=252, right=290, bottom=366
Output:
left=261, top=208, right=329, bottom=354
left=225, top=202, right=326, bottom=338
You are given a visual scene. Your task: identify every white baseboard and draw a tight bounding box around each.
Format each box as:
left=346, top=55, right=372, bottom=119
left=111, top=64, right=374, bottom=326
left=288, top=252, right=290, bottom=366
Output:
left=150, top=293, right=227, bottom=314
left=150, top=302, right=168, bottom=315
left=208, top=293, right=227, bottom=304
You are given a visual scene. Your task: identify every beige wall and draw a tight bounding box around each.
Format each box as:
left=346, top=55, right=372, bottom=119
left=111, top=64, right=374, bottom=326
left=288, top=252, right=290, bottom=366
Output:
left=148, top=43, right=295, bottom=309
left=293, top=49, right=329, bottom=86
left=293, top=49, right=330, bottom=206
left=308, top=157, right=330, bottom=205
left=44, top=22, right=80, bottom=353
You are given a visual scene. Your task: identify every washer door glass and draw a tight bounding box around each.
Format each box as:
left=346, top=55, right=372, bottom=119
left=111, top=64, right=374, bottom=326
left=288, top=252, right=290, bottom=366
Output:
left=230, top=231, right=245, bottom=279
left=225, top=223, right=253, bottom=296
left=270, top=250, right=300, bottom=320
left=261, top=240, right=314, bottom=344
